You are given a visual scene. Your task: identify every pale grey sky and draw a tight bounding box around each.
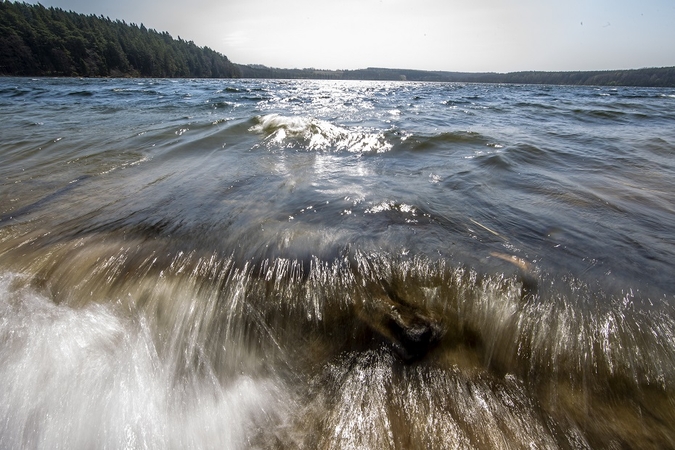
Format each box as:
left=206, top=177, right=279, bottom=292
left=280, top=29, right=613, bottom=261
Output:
left=27, top=0, right=675, bottom=72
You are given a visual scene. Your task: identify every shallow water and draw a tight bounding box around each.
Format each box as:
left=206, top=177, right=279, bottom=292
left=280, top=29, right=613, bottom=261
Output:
left=1, top=77, right=675, bottom=448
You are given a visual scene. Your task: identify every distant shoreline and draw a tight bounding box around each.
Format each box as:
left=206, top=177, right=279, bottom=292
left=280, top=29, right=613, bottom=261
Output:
left=3, top=67, right=674, bottom=88
left=4, top=65, right=675, bottom=89
left=235, top=65, right=675, bottom=88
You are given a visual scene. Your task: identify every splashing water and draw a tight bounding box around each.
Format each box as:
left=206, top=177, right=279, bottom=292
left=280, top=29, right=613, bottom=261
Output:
left=1, top=78, right=675, bottom=448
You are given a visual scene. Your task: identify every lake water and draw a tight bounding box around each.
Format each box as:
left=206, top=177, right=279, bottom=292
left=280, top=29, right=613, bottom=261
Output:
left=1, top=77, right=675, bottom=448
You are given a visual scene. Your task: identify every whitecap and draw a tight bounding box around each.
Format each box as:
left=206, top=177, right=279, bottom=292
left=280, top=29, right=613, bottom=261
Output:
left=250, top=114, right=392, bottom=153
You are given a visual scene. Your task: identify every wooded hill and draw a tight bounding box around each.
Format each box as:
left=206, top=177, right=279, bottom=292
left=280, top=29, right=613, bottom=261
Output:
left=0, top=1, right=240, bottom=77
left=1, top=1, right=674, bottom=87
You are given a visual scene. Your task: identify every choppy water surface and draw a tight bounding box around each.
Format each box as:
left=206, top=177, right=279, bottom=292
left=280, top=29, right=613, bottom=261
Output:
left=1, top=77, right=675, bottom=449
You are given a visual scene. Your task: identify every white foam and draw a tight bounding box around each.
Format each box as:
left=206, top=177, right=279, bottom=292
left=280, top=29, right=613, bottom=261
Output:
left=250, top=114, right=392, bottom=153
left=0, top=272, right=290, bottom=449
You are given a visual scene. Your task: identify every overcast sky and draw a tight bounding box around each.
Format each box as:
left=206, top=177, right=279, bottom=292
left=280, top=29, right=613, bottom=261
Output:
left=26, top=0, right=675, bottom=72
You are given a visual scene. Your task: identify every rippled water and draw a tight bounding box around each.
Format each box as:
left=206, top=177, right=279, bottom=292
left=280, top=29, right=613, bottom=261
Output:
left=1, top=77, right=675, bottom=448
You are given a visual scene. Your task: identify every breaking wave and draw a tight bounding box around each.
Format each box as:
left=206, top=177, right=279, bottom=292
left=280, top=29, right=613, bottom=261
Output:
left=250, top=114, right=393, bottom=153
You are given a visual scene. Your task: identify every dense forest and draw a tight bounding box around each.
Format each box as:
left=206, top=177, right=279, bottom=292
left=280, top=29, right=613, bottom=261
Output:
left=0, top=1, right=240, bottom=77
left=1, top=1, right=674, bottom=86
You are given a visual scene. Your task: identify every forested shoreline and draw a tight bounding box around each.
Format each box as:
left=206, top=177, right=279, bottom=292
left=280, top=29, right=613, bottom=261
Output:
left=2, top=1, right=674, bottom=86
left=237, top=65, right=675, bottom=87
left=0, top=1, right=240, bottom=77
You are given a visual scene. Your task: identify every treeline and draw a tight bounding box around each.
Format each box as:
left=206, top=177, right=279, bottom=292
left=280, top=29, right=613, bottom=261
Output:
left=0, top=1, right=240, bottom=77
left=487, top=68, right=675, bottom=87
left=237, top=65, right=675, bottom=87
